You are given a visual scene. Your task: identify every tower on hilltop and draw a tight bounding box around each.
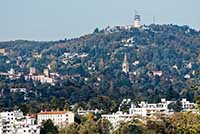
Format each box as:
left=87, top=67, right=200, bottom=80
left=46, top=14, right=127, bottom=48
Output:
left=133, top=10, right=142, bottom=28
left=122, top=53, right=129, bottom=74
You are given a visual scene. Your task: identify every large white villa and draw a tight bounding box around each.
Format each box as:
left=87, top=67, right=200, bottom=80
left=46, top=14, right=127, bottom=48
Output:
left=102, top=98, right=196, bottom=128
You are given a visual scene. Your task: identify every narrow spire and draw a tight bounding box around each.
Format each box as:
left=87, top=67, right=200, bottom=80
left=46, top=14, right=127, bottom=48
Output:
left=122, top=53, right=129, bottom=74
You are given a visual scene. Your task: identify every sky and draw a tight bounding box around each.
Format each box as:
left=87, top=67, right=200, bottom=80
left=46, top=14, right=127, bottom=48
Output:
left=0, top=0, right=200, bottom=41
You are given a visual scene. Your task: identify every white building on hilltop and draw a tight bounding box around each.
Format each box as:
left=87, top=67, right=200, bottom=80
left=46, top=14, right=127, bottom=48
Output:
left=37, top=111, right=74, bottom=128
left=133, top=11, right=142, bottom=28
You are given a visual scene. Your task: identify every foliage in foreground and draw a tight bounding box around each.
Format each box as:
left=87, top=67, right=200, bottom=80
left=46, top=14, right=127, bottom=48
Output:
left=40, top=119, right=59, bottom=134
left=60, top=112, right=200, bottom=134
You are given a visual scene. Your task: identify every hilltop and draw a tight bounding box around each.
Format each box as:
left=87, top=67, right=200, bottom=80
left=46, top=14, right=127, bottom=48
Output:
left=0, top=24, right=200, bottom=111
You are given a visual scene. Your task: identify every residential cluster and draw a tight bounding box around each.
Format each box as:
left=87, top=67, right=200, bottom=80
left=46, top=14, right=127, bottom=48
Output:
left=102, top=98, right=197, bottom=128
left=0, top=110, right=74, bottom=134
left=0, top=98, right=197, bottom=133
left=0, top=67, right=58, bottom=85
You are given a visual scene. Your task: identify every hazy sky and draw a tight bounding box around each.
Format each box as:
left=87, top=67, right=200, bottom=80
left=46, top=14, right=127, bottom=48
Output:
left=0, top=0, right=200, bottom=41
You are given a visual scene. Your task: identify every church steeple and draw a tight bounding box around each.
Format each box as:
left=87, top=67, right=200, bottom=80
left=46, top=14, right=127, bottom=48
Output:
left=122, top=53, right=129, bottom=74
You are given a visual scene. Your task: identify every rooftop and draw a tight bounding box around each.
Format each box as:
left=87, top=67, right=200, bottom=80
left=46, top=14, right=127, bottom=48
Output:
left=38, top=111, right=68, bottom=115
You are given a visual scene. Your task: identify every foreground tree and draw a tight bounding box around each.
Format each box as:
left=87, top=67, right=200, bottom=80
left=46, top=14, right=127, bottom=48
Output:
left=62, top=118, right=112, bottom=134
left=60, top=122, right=79, bottom=134
left=97, top=119, right=112, bottom=134
left=113, top=122, right=144, bottom=134
left=40, top=119, right=59, bottom=134
left=78, top=120, right=100, bottom=134
left=168, top=100, right=183, bottom=112
left=170, top=112, right=200, bottom=134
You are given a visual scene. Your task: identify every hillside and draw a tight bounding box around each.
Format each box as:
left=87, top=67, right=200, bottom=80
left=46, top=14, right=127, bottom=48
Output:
left=0, top=24, right=200, bottom=111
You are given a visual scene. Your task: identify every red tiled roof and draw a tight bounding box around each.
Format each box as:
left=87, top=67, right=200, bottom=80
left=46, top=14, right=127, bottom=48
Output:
left=38, top=111, right=66, bottom=115
left=27, top=114, right=37, bottom=118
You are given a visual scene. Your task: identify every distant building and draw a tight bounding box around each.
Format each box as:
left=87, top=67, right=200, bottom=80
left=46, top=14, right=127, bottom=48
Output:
left=102, top=111, right=133, bottom=128
left=184, top=74, right=191, bottom=79
left=37, top=111, right=74, bottom=128
left=10, top=88, right=27, bottom=93
left=152, top=71, right=163, bottom=77
left=40, top=77, right=55, bottom=85
left=122, top=53, right=129, bottom=74
left=182, top=98, right=195, bottom=110
left=32, top=53, right=42, bottom=59
left=0, top=49, right=6, bottom=54
left=133, top=11, right=142, bottom=28
left=16, top=125, right=40, bottom=134
left=29, top=67, right=36, bottom=75
left=129, top=98, right=196, bottom=117
left=77, top=108, right=103, bottom=116
left=129, top=98, right=172, bottom=117
left=102, top=98, right=197, bottom=128
left=43, top=69, right=50, bottom=77
left=0, top=110, right=39, bottom=134
left=8, top=68, right=15, bottom=75
left=132, top=60, right=140, bottom=66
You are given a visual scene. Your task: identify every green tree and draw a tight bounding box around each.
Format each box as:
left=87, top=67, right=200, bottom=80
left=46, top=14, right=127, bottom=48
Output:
left=58, top=97, right=69, bottom=111
left=78, top=120, right=100, bottom=134
left=50, top=97, right=58, bottom=110
left=114, top=122, right=144, bottom=134
left=170, top=112, right=200, bottom=134
left=40, top=119, right=59, bottom=134
left=93, top=28, right=99, bottom=33
left=168, top=100, right=183, bottom=112
left=97, top=119, right=112, bottom=134
left=49, top=60, right=58, bottom=72
left=60, top=122, right=79, bottom=134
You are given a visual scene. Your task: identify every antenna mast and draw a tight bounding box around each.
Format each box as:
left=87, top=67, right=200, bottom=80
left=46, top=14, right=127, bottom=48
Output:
left=153, top=16, right=156, bottom=24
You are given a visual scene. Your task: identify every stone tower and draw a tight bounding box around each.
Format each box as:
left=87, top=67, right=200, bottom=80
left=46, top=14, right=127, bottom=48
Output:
left=122, top=53, right=129, bottom=74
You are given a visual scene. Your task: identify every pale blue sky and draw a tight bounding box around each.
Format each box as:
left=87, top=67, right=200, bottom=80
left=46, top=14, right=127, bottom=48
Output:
left=0, top=0, right=200, bottom=41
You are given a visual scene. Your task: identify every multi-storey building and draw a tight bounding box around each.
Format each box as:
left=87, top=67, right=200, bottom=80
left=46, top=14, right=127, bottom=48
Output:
left=0, top=110, right=39, bottom=134
left=77, top=108, right=103, bottom=116
left=37, top=111, right=74, bottom=128
left=129, top=98, right=196, bottom=117
left=102, top=111, right=133, bottom=128
left=102, top=98, right=196, bottom=128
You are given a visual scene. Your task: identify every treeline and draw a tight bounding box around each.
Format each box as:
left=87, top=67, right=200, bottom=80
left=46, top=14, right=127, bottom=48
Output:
left=41, top=112, right=200, bottom=134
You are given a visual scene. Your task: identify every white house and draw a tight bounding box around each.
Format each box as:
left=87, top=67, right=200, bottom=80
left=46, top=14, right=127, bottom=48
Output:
left=129, top=98, right=195, bottom=117
left=102, top=98, right=196, bottom=128
left=77, top=108, right=103, bottom=116
left=181, top=98, right=195, bottom=109
left=101, top=111, right=133, bottom=128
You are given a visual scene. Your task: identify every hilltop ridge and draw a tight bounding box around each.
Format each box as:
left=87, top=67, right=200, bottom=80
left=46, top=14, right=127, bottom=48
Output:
left=0, top=24, right=200, bottom=110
